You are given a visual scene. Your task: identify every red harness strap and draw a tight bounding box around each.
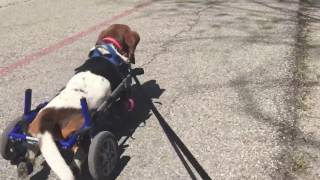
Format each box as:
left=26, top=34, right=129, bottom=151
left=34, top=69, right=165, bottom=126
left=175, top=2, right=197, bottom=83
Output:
left=102, top=37, right=122, bottom=50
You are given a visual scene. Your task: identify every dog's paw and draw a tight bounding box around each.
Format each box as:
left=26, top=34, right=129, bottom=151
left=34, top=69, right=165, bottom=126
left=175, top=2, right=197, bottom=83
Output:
left=17, top=162, right=33, bottom=179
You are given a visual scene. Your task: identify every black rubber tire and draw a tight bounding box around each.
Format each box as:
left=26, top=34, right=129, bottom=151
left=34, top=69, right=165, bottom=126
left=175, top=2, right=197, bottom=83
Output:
left=88, top=131, right=119, bottom=180
left=0, top=116, right=23, bottom=160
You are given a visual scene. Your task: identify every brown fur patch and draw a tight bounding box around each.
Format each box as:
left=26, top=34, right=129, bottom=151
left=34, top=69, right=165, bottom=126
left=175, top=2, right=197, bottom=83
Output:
left=28, top=108, right=83, bottom=140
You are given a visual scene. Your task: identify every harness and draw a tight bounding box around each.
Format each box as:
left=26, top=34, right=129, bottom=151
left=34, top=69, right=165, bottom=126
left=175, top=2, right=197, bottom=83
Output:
left=88, top=38, right=130, bottom=78
left=75, top=37, right=130, bottom=91
left=89, top=43, right=123, bottom=66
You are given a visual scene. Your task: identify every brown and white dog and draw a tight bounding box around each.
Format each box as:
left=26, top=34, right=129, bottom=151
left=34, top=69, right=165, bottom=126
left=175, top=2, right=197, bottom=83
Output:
left=27, top=24, right=140, bottom=180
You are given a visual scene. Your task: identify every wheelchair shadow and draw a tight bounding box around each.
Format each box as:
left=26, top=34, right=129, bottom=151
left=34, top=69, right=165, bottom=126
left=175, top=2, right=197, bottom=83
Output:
left=30, top=79, right=165, bottom=180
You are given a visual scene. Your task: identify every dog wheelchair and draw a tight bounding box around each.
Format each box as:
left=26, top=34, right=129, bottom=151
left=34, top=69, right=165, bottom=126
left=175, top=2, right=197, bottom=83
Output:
left=0, top=67, right=144, bottom=179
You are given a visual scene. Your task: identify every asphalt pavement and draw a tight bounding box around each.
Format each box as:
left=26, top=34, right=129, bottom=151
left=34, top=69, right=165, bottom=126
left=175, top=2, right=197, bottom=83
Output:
left=0, top=0, right=320, bottom=179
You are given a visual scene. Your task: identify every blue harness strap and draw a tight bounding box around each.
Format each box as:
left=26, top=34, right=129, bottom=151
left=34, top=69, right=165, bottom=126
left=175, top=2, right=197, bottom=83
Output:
left=89, top=44, right=123, bottom=66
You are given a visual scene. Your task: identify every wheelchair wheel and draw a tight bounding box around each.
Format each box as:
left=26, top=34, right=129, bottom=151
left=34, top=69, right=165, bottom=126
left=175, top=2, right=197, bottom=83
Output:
left=0, top=116, right=23, bottom=160
left=88, top=131, right=119, bottom=180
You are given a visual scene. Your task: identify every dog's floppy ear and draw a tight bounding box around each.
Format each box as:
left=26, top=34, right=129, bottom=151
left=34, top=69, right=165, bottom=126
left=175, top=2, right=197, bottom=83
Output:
left=124, top=31, right=140, bottom=64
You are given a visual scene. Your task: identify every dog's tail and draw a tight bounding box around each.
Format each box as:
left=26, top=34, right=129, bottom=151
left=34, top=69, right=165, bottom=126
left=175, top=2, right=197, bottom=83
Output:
left=39, top=131, right=75, bottom=180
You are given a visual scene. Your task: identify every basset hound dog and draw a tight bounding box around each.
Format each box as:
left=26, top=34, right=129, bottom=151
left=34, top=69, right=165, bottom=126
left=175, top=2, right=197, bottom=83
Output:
left=27, top=24, right=140, bottom=180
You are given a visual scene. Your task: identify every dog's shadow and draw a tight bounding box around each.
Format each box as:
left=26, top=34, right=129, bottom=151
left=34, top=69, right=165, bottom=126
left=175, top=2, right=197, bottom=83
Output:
left=30, top=79, right=165, bottom=180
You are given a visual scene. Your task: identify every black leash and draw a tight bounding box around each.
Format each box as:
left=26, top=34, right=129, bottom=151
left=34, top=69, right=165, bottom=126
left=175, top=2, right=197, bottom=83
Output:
left=133, top=76, right=212, bottom=180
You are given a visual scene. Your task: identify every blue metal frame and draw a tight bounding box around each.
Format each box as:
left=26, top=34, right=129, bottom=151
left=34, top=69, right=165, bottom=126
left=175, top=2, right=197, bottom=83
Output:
left=24, top=89, right=32, bottom=115
left=80, top=98, right=91, bottom=128
left=58, top=98, right=92, bottom=149
left=8, top=90, right=93, bottom=149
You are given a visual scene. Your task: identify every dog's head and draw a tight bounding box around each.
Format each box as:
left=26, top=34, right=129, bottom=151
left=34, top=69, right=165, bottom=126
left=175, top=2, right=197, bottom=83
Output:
left=98, top=24, right=140, bottom=64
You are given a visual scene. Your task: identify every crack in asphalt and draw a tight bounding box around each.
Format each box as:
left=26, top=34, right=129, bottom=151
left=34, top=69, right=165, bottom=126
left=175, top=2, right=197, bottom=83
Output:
left=241, top=0, right=316, bottom=179
left=226, top=1, right=317, bottom=178
left=277, top=0, right=314, bottom=178
left=139, top=4, right=210, bottom=68
left=285, top=0, right=320, bottom=178
left=138, top=0, right=317, bottom=179
left=139, top=2, right=214, bottom=119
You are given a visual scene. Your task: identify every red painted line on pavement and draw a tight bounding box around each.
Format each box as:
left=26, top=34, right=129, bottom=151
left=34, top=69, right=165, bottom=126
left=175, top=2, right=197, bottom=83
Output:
left=0, top=0, right=154, bottom=77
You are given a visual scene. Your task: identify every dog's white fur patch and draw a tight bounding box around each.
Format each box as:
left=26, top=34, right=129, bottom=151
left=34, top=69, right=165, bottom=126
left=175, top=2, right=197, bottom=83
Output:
left=39, top=132, right=75, bottom=180
left=39, top=71, right=111, bottom=179
left=44, top=71, right=111, bottom=110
